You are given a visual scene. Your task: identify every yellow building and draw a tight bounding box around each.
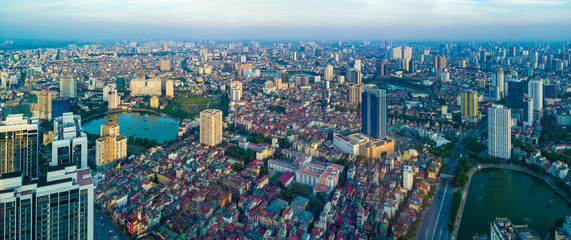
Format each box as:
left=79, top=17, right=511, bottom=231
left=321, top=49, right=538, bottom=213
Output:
left=150, top=96, right=159, bottom=108
left=96, top=122, right=127, bottom=166
left=461, top=91, right=479, bottom=117
left=30, top=90, right=55, bottom=120
left=43, top=131, right=53, bottom=145
left=200, top=109, right=223, bottom=146
left=358, top=137, right=395, bottom=159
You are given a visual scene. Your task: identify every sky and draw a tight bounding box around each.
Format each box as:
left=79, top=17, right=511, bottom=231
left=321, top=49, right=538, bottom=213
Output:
left=1, top=0, right=571, bottom=41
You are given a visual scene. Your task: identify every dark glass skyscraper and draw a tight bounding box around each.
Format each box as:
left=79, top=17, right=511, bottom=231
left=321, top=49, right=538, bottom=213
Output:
left=507, top=79, right=525, bottom=109
left=362, top=87, right=386, bottom=139
left=52, top=98, right=71, bottom=119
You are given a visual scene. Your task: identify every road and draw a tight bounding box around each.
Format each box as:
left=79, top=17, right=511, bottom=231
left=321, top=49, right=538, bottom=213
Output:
left=414, top=179, right=453, bottom=240
left=94, top=208, right=128, bottom=240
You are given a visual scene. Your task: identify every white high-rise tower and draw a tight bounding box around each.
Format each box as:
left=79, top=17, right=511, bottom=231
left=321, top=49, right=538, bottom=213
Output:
left=528, top=79, right=543, bottom=111
left=488, top=105, right=512, bottom=159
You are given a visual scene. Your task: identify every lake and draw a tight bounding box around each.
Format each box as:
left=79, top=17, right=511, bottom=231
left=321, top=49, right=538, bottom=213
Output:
left=458, top=168, right=571, bottom=239
left=83, top=112, right=180, bottom=143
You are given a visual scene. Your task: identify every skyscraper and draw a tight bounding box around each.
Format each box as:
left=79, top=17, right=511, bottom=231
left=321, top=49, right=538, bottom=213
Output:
left=229, top=81, right=243, bottom=99
left=108, top=89, right=120, bottom=109
left=30, top=90, right=54, bottom=120
left=403, top=46, right=412, bottom=60
left=0, top=164, right=94, bottom=240
left=349, top=84, right=364, bottom=104
left=461, top=91, right=479, bottom=117
left=165, top=79, right=174, bottom=98
left=52, top=113, right=88, bottom=168
left=347, top=69, right=362, bottom=85
left=488, top=105, right=512, bottom=159
left=434, top=55, right=447, bottom=70
left=116, top=76, right=126, bottom=90
left=491, top=68, right=504, bottom=96
left=403, top=165, right=413, bottom=190
left=507, top=79, right=525, bottom=109
left=362, top=87, right=387, bottom=139
left=60, top=76, right=76, bottom=98
left=523, top=97, right=533, bottom=127
left=0, top=114, right=39, bottom=177
left=324, top=64, right=334, bottom=81
left=52, top=98, right=72, bottom=120
left=200, top=109, right=223, bottom=146
left=528, top=79, right=543, bottom=111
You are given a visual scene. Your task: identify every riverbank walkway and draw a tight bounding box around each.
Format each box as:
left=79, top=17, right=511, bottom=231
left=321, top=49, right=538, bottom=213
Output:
left=82, top=108, right=176, bottom=122
left=450, top=163, right=571, bottom=240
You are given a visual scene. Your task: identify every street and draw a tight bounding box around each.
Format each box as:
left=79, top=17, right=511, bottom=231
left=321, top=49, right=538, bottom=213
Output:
left=414, top=179, right=454, bottom=240
left=94, top=208, right=128, bottom=240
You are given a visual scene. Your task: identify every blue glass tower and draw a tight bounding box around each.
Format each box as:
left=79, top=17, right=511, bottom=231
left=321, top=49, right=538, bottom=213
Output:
left=362, top=87, right=386, bottom=139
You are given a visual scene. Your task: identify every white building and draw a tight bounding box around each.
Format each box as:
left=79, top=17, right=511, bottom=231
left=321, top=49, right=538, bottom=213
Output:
left=324, top=64, right=334, bottom=81
left=488, top=105, right=512, bottom=159
left=403, top=165, right=414, bottom=190
left=108, top=89, right=120, bottom=109
left=231, top=87, right=242, bottom=101
left=403, top=47, right=412, bottom=60
left=60, top=76, right=76, bottom=98
left=130, top=77, right=162, bottom=96
left=491, top=68, right=504, bottom=96
left=165, top=80, right=174, bottom=98
left=51, top=113, right=88, bottom=168
left=0, top=164, right=94, bottom=240
left=332, top=129, right=371, bottom=155
left=441, top=71, right=450, bottom=82
left=528, top=79, right=543, bottom=111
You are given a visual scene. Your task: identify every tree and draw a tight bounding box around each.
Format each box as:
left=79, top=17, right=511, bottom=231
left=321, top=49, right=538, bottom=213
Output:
left=231, top=163, right=243, bottom=172
left=128, top=135, right=134, bottom=143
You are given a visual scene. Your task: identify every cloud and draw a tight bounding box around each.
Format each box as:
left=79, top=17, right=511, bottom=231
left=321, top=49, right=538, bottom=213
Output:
left=0, top=0, right=570, bottom=40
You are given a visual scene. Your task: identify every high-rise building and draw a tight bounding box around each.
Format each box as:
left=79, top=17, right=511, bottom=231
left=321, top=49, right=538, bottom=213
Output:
left=378, top=61, right=385, bottom=76
left=0, top=164, right=94, bottom=240
left=30, top=90, right=54, bottom=120
left=324, top=64, right=334, bottom=81
left=0, top=115, right=39, bottom=177
left=60, top=76, right=76, bottom=98
left=403, top=165, right=413, bottom=190
left=403, top=47, right=412, bottom=60
left=116, top=76, right=126, bottom=90
left=362, top=87, right=387, bottom=139
left=274, top=78, right=282, bottom=91
left=200, top=109, right=223, bottom=146
left=130, top=78, right=162, bottom=96
left=237, top=64, right=252, bottom=77
left=507, top=79, right=525, bottom=108
left=488, top=105, right=512, bottom=159
left=281, top=71, right=288, bottom=84
left=347, top=69, right=362, bottom=85
left=232, top=87, right=242, bottom=101
left=229, top=81, right=243, bottom=99
left=349, top=84, right=364, bottom=104
left=354, top=60, right=362, bottom=71
left=491, top=68, right=504, bottom=95
left=108, top=89, right=120, bottom=110
left=544, top=84, right=558, bottom=99
left=389, top=47, right=402, bottom=59
left=51, top=113, right=88, bottom=168
left=165, top=80, right=174, bottom=98
left=528, top=79, right=543, bottom=111
left=103, top=85, right=111, bottom=101
left=95, top=122, right=127, bottom=166
left=52, top=98, right=72, bottom=119
left=461, top=91, right=479, bottom=117
left=434, top=55, right=447, bottom=70
left=441, top=71, right=450, bottom=82
left=523, top=97, right=534, bottom=127
left=160, top=60, right=171, bottom=71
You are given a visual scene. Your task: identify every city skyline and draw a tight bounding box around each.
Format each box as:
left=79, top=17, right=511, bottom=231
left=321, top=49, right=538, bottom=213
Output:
left=2, top=0, right=571, bottom=41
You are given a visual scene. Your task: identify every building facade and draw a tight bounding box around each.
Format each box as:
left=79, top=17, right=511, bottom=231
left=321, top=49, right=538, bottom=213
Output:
left=0, top=164, right=94, bottom=240
left=0, top=115, right=39, bottom=178
left=488, top=105, right=512, bottom=159
left=200, top=109, right=223, bottom=146
left=95, top=122, right=127, bottom=166
left=51, top=113, right=88, bottom=168
left=130, top=78, right=162, bottom=96
left=362, top=87, right=387, bottom=139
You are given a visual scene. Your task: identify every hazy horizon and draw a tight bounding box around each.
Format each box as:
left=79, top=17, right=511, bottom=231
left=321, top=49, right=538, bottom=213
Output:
left=2, top=0, right=571, bottom=41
